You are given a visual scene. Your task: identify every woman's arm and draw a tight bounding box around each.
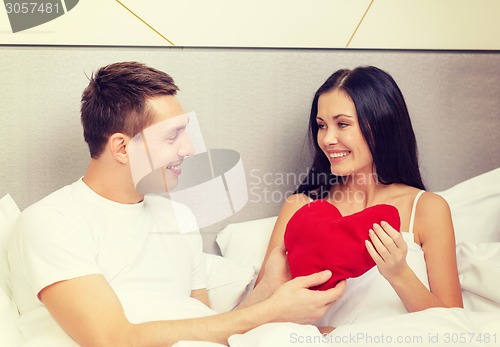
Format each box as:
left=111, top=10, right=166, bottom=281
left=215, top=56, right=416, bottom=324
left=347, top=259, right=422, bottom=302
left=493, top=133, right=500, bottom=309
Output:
left=255, top=193, right=310, bottom=285
left=414, top=192, right=463, bottom=308
left=365, top=192, right=463, bottom=312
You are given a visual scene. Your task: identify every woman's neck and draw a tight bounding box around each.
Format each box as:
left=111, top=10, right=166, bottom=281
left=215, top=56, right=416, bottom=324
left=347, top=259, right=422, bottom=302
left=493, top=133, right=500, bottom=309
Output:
left=329, top=171, right=384, bottom=210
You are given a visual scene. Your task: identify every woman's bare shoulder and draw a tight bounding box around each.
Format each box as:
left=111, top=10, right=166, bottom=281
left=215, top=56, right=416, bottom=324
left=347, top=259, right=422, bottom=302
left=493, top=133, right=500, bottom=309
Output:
left=417, top=191, right=450, bottom=213
left=414, top=191, right=453, bottom=242
left=280, top=193, right=311, bottom=214
left=284, top=193, right=312, bottom=204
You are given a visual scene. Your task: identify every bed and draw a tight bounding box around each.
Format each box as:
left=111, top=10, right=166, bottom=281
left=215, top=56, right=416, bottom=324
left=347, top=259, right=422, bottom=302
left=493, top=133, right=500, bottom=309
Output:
left=2, top=168, right=500, bottom=346
left=1, top=46, right=500, bottom=346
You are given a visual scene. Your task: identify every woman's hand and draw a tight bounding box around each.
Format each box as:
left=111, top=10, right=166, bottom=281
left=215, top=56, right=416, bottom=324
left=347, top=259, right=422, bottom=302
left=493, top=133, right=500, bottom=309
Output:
left=365, top=221, right=410, bottom=281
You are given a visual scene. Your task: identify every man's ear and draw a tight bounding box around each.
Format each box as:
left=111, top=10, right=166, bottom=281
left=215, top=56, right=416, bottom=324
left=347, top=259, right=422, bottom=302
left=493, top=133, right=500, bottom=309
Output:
left=108, top=133, right=130, bottom=165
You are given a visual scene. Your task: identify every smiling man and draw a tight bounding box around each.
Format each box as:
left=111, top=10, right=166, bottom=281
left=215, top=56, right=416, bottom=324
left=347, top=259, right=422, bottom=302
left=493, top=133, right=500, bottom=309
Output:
left=127, top=100, right=196, bottom=194
left=8, top=61, right=345, bottom=346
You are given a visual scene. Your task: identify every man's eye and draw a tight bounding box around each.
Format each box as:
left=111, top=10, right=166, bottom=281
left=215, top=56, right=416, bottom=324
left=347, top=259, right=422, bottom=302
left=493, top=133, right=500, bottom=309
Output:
left=164, top=133, right=179, bottom=143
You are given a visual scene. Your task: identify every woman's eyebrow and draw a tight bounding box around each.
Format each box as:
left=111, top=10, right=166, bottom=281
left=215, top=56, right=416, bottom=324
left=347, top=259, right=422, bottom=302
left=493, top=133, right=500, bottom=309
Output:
left=316, top=114, right=353, bottom=120
left=333, top=114, right=354, bottom=119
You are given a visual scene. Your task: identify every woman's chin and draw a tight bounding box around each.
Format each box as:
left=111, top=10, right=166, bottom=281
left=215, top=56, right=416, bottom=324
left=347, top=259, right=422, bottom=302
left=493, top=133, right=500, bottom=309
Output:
left=329, top=166, right=350, bottom=177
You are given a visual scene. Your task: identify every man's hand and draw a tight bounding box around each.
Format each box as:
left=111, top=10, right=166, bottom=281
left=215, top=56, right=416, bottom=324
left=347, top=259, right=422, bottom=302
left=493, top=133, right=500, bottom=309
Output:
left=240, top=243, right=345, bottom=324
left=269, top=272, right=346, bottom=324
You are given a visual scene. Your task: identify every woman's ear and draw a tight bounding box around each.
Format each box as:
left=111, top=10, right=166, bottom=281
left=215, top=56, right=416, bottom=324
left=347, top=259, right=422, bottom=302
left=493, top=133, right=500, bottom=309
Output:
left=108, top=133, right=130, bottom=165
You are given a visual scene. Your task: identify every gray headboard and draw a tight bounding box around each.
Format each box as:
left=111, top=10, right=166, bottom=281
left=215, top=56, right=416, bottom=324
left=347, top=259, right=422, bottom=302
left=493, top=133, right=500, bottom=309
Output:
left=1, top=46, right=499, bottom=253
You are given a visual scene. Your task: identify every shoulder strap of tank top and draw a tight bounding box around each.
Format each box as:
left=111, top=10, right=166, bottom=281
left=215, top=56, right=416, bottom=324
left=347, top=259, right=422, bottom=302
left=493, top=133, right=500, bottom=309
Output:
left=408, top=190, right=425, bottom=233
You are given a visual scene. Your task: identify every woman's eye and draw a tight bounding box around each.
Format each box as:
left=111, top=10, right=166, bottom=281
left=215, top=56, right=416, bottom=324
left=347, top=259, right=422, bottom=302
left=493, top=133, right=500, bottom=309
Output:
left=317, top=123, right=326, bottom=130
left=338, top=122, right=349, bottom=128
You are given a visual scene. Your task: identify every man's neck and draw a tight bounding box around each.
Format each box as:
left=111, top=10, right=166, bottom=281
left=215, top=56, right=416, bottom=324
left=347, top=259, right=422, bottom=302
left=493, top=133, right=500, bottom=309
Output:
left=82, top=159, right=144, bottom=204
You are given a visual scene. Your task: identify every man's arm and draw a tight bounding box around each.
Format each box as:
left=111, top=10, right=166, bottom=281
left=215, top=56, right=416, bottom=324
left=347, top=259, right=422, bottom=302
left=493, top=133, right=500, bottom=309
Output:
left=41, top=271, right=344, bottom=346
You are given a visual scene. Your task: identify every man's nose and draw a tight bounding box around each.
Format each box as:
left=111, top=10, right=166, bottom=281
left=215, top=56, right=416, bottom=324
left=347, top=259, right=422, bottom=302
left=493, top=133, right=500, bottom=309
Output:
left=178, top=132, right=195, bottom=157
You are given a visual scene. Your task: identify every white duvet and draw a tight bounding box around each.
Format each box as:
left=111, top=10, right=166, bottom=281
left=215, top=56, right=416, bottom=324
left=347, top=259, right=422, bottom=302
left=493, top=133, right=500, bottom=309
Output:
left=174, top=241, right=500, bottom=347
left=14, top=242, right=500, bottom=347
left=226, top=308, right=500, bottom=347
left=9, top=242, right=500, bottom=347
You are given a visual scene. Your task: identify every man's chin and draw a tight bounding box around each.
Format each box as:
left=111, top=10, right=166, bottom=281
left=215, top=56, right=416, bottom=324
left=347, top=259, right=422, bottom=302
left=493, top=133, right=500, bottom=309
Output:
left=162, top=173, right=179, bottom=192
left=134, top=168, right=179, bottom=194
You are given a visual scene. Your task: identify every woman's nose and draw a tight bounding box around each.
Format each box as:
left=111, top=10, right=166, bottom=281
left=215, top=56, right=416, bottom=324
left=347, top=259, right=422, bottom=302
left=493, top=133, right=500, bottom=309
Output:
left=323, top=128, right=339, bottom=145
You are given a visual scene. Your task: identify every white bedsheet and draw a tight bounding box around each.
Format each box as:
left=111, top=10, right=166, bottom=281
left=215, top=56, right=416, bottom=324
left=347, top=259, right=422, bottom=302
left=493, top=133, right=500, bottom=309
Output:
left=225, top=241, right=500, bottom=347
left=12, top=239, right=500, bottom=347
left=177, top=241, right=500, bottom=347
left=228, top=308, right=500, bottom=347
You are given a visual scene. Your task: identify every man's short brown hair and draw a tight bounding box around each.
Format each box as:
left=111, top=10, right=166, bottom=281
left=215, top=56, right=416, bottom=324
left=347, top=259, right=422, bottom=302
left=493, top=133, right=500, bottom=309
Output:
left=81, top=61, right=179, bottom=158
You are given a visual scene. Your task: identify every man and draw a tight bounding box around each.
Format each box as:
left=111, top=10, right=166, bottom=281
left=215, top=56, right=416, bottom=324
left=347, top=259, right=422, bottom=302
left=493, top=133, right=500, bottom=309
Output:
left=8, top=62, right=345, bottom=346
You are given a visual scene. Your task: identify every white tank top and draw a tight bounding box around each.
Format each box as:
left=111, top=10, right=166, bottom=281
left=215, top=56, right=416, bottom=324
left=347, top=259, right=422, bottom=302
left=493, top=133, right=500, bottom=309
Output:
left=316, top=190, right=429, bottom=327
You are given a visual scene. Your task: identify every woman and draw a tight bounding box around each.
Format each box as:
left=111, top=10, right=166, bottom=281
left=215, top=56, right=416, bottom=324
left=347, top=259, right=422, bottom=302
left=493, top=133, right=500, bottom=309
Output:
left=256, top=66, right=463, bottom=327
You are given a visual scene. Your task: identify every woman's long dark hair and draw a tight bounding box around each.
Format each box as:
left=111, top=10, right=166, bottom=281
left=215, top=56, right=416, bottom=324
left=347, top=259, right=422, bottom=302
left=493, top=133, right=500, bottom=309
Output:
left=295, top=66, right=425, bottom=198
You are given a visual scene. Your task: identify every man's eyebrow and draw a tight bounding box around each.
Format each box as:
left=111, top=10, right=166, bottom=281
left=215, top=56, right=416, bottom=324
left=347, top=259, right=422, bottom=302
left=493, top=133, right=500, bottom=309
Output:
left=164, top=126, right=185, bottom=135
left=173, top=117, right=190, bottom=131
left=165, top=117, right=190, bottom=132
left=175, top=125, right=187, bottom=131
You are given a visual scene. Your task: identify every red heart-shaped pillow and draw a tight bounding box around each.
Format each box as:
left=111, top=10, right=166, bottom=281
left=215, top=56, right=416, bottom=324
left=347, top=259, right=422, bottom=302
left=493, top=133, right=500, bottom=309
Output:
left=284, top=201, right=400, bottom=290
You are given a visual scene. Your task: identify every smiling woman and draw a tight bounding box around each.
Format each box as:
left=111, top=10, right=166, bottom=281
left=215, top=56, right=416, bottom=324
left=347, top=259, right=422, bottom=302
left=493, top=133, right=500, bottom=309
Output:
left=257, top=65, right=464, bottom=329
left=301, top=66, right=425, bottom=201
left=315, top=89, right=373, bottom=179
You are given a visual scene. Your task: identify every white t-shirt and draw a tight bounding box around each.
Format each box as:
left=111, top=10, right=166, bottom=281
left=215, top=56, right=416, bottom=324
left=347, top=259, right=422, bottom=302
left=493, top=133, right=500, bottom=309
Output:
left=9, top=178, right=215, bottom=343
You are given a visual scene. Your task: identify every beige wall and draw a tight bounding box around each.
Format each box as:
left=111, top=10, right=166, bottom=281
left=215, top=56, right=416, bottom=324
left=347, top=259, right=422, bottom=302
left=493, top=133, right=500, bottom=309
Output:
left=1, top=47, right=499, bottom=252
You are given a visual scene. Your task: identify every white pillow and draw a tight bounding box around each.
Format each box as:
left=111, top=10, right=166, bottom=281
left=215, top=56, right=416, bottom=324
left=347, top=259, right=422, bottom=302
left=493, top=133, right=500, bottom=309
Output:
left=216, top=216, right=277, bottom=273
left=0, top=194, right=20, bottom=296
left=437, top=167, right=500, bottom=244
left=456, top=242, right=500, bottom=312
left=0, top=194, right=22, bottom=346
left=203, top=253, right=256, bottom=313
